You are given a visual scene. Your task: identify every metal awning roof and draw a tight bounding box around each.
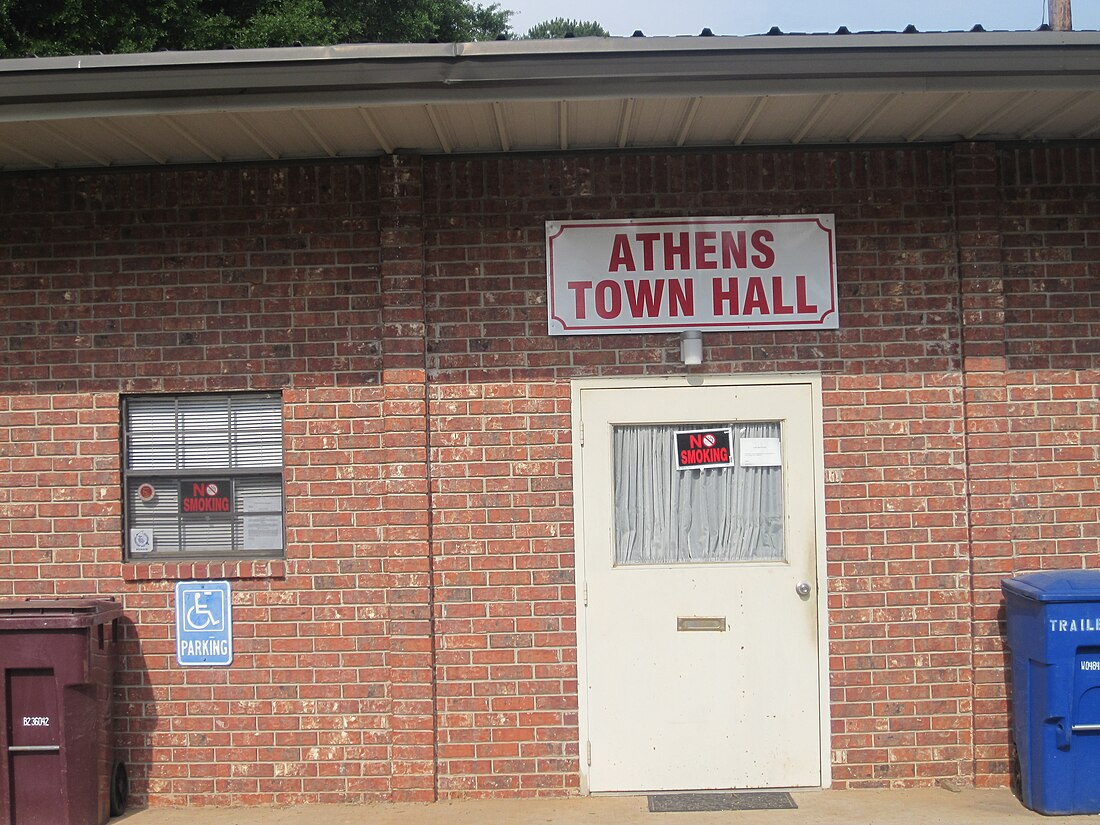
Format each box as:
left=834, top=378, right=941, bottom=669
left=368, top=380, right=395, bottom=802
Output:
left=0, top=30, right=1098, bottom=171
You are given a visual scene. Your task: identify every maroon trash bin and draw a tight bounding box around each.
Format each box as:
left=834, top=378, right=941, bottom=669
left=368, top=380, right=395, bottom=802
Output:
left=0, top=598, right=125, bottom=825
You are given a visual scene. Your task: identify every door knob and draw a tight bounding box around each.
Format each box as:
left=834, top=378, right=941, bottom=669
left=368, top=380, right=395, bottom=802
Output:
left=795, top=581, right=812, bottom=597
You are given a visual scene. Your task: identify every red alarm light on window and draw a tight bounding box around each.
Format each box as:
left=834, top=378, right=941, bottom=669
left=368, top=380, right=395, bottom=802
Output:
left=138, top=483, right=156, bottom=503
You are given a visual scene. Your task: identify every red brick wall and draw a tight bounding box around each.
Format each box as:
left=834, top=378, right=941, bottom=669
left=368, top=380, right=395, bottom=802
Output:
left=1, top=141, right=1098, bottom=805
left=428, top=381, right=577, bottom=796
left=968, top=144, right=1100, bottom=785
left=420, top=148, right=973, bottom=790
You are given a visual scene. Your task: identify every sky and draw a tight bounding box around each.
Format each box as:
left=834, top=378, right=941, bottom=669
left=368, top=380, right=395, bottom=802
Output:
left=507, top=0, right=1100, bottom=38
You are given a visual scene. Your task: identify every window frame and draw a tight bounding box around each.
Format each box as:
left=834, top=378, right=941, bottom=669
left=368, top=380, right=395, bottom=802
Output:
left=121, top=392, right=286, bottom=562
left=612, top=420, right=785, bottom=566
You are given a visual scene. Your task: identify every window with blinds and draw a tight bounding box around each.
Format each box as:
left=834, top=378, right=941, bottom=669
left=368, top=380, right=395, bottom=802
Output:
left=123, top=393, right=285, bottom=560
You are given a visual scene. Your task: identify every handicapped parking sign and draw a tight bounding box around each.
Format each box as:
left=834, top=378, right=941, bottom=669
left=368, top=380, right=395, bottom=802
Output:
left=175, top=580, right=233, bottom=666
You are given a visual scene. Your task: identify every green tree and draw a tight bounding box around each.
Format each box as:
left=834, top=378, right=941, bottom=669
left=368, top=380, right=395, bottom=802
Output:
left=523, top=17, right=607, bottom=38
left=0, top=0, right=512, bottom=57
left=232, top=0, right=341, bottom=50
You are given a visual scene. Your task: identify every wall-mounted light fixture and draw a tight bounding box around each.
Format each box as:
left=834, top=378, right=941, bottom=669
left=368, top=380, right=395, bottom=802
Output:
left=680, top=330, right=703, bottom=365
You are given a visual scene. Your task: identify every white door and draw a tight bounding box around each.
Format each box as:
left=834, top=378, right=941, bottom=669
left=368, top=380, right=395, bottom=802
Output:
left=575, top=378, right=825, bottom=792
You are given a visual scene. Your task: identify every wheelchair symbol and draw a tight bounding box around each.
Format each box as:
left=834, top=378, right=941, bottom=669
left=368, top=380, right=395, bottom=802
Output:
left=183, top=591, right=223, bottom=631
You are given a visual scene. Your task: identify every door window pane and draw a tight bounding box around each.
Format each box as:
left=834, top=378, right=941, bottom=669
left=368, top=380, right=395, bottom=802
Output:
left=613, top=422, right=784, bottom=565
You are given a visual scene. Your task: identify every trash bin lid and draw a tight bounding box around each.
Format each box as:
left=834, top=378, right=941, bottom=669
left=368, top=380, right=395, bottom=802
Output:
left=0, top=597, right=122, bottom=628
left=1002, top=570, right=1100, bottom=602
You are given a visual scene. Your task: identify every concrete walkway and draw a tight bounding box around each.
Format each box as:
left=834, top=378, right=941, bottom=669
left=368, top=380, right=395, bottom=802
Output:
left=114, top=788, right=1100, bottom=824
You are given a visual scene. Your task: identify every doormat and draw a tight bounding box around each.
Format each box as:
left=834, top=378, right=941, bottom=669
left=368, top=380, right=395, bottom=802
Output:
left=647, top=792, right=797, bottom=813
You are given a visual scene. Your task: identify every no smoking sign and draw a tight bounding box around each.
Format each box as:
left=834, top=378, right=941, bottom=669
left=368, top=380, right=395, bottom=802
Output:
left=674, top=427, right=734, bottom=470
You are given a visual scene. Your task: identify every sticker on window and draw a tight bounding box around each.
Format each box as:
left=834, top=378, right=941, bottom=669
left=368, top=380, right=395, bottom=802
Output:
left=244, top=516, right=283, bottom=551
left=180, top=480, right=232, bottom=515
left=675, top=427, right=734, bottom=471
left=130, top=528, right=154, bottom=553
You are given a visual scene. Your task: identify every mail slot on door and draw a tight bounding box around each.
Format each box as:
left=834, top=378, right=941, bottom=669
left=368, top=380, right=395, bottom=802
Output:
left=676, top=616, right=727, bottom=632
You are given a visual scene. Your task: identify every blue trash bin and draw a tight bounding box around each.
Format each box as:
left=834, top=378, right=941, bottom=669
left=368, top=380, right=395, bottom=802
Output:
left=1003, top=570, right=1100, bottom=815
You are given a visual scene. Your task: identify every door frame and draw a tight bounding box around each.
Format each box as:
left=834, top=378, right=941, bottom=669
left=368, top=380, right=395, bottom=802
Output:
left=571, top=374, right=831, bottom=793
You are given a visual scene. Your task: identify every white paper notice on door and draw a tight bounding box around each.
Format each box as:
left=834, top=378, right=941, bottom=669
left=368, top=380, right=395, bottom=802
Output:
left=739, top=437, right=782, bottom=467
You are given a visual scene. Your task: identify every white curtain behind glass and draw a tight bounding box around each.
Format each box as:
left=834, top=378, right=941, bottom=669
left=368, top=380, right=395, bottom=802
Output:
left=613, top=422, right=784, bottom=565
